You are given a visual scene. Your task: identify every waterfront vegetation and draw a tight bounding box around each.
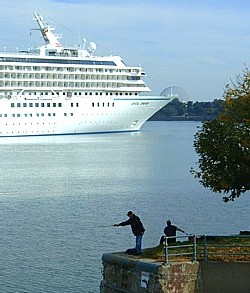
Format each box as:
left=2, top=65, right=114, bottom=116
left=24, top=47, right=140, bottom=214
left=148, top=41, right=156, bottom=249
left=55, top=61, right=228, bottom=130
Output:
left=142, top=236, right=250, bottom=262
left=150, top=98, right=225, bottom=121
left=192, top=68, right=250, bottom=202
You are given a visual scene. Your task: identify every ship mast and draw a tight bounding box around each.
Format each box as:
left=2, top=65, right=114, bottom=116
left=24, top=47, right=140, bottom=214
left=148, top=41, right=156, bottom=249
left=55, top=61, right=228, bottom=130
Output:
left=33, top=12, right=62, bottom=49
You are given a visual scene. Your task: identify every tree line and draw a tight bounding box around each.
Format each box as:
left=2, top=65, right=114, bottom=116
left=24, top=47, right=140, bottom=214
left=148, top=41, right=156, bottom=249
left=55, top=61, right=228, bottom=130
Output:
left=150, top=98, right=225, bottom=121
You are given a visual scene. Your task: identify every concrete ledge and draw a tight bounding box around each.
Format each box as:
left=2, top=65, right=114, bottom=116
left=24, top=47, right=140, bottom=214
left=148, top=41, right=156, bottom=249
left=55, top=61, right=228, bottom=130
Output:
left=102, top=252, right=160, bottom=273
left=100, top=252, right=250, bottom=293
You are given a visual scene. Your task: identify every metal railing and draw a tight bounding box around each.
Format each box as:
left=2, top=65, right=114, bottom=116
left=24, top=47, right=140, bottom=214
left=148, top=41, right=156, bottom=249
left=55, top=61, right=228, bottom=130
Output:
left=163, top=234, right=250, bottom=264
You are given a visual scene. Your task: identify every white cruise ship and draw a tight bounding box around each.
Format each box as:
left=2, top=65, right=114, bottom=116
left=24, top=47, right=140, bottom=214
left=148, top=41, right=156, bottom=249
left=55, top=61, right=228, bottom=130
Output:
left=0, top=13, right=170, bottom=137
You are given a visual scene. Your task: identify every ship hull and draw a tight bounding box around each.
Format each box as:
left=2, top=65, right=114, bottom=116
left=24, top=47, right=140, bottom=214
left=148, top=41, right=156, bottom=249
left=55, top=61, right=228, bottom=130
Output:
left=0, top=95, right=168, bottom=137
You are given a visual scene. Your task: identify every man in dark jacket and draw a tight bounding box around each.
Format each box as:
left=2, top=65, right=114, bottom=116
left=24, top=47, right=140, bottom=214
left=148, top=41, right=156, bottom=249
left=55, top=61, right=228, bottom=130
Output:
left=114, top=211, right=145, bottom=255
left=160, top=220, right=185, bottom=245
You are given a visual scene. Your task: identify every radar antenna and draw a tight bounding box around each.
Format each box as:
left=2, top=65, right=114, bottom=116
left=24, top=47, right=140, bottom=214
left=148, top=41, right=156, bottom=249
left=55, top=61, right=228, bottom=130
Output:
left=87, top=41, right=96, bottom=54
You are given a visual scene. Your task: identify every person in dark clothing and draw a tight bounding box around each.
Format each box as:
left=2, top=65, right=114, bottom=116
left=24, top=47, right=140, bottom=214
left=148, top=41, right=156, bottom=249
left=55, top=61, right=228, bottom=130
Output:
left=159, top=220, right=185, bottom=245
left=114, top=211, right=145, bottom=255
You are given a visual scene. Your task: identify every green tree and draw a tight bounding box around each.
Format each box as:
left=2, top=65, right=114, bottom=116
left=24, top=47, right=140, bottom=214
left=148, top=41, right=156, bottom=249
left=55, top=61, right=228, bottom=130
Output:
left=162, top=105, right=178, bottom=117
left=212, top=99, right=225, bottom=116
left=169, top=98, right=186, bottom=116
left=192, top=68, right=250, bottom=202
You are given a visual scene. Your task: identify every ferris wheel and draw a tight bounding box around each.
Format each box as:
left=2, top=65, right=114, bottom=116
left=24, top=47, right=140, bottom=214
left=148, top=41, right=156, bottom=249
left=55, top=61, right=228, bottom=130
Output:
left=160, top=85, right=189, bottom=102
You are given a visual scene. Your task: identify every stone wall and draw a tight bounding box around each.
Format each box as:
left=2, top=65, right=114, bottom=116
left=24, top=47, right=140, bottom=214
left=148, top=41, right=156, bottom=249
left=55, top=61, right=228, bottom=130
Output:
left=100, top=253, right=250, bottom=293
left=100, top=253, right=201, bottom=293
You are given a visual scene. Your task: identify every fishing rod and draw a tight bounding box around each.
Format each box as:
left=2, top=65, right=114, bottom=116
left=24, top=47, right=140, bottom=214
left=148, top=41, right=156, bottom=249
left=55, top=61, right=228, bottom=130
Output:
left=95, top=225, right=114, bottom=228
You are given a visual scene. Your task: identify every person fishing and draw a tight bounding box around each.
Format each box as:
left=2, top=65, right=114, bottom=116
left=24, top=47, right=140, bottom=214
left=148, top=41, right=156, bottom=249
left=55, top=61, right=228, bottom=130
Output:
left=159, top=220, right=185, bottom=245
left=114, top=211, right=145, bottom=255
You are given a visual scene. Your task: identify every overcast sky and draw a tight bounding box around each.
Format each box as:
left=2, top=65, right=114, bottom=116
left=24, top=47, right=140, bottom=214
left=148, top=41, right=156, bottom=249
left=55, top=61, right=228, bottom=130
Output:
left=1, top=0, right=249, bottom=101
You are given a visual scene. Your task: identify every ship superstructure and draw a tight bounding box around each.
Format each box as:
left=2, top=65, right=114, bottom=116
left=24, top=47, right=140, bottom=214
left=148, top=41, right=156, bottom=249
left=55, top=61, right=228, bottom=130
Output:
left=0, top=13, right=169, bottom=137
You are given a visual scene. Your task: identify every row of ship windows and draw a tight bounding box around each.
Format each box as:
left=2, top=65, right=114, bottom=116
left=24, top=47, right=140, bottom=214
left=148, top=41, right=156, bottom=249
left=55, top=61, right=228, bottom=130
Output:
left=9, top=102, right=115, bottom=108
left=18, top=92, right=137, bottom=96
left=0, top=102, right=115, bottom=118
left=3, top=92, right=138, bottom=98
left=1, top=58, right=116, bottom=67
left=1, top=82, right=144, bottom=89
left=11, top=102, right=74, bottom=108
left=0, top=64, right=139, bottom=74
left=0, top=113, right=73, bottom=118
left=1, top=74, right=136, bottom=80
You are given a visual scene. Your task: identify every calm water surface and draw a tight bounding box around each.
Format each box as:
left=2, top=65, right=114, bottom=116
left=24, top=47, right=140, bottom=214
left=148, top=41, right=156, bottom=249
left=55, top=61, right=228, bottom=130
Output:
left=1, top=121, right=249, bottom=292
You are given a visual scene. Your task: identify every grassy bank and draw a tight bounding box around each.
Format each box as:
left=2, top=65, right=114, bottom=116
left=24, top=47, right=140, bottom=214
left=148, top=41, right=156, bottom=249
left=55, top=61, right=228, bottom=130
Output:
left=142, top=236, right=250, bottom=262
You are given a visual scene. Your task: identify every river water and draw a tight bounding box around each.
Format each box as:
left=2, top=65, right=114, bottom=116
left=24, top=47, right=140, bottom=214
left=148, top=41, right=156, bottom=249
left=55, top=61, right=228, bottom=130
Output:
left=1, top=121, right=249, bottom=292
